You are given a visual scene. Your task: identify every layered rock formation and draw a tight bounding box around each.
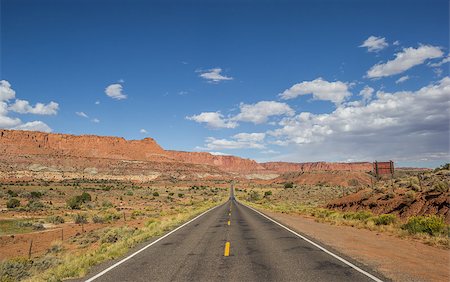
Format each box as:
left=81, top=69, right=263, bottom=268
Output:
left=0, top=129, right=374, bottom=182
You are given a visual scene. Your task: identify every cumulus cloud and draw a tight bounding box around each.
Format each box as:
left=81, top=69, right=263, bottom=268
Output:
left=359, top=36, right=388, bottom=52
left=198, top=68, right=233, bottom=83
left=0, top=80, right=57, bottom=132
left=13, top=121, right=52, bottom=132
left=140, top=129, right=148, bottom=134
left=269, top=77, right=450, bottom=162
left=199, top=133, right=266, bottom=150
left=396, top=75, right=410, bottom=84
left=186, top=112, right=238, bottom=129
left=208, top=151, right=230, bottom=156
left=91, top=118, right=100, bottom=123
left=367, top=45, right=443, bottom=78
left=105, top=83, right=127, bottom=100
left=0, top=80, right=16, bottom=101
left=76, top=111, right=89, bottom=118
left=279, top=78, right=352, bottom=105
left=9, top=100, right=59, bottom=115
left=232, top=101, right=294, bottom=124
left=358, top=86, right=374, bottom=103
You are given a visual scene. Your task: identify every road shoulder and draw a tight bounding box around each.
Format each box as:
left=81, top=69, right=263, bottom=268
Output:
left=255, top=208, right=449, bottom=282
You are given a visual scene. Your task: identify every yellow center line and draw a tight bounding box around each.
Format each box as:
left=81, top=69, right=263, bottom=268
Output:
left=224, top=242, right=230, bottom=256
left=227, top=220, right=230, bottom=226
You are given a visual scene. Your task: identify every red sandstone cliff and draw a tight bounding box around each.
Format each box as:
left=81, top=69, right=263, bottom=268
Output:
left=0, top=129, right=375, bottom=181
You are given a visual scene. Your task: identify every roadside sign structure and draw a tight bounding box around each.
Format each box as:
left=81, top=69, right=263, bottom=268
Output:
left=373, top=160, right=394, bottom=178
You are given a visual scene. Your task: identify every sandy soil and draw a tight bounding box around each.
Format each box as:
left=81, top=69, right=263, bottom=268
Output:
left=263, top=210, right=450, bottom=282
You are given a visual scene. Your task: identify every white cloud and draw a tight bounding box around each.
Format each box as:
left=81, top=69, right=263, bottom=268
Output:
left=208, top=151, right=229, bottom=156
left=95, top=101, right=100, bottom=105
left=393, top=40, right=400, bottom=46
left=76, top=111, right=89, bottom=118
left=186, top=112, right=238, bottom=129
left=359, top=36, right=388, bottom=52
left=232, top=101, right=294, bottom=124
left=105, top=83, right=127, bottom=100
left=358, top=86, right=374, bottom=103
left=269, top=77, right=450, bottom=162
left=0, top=80, right=16, bottom=101
left=233, top=132, right=265, bottom=142
left=396, top=75, right=410, bottom=84
left=367, top=45, right=443, bottom=78
left=91, top=118, right=100, bottom=123
left=13, top=121, right=52, bottom=132
left=9, top=100, right=59, bottom=115
left=279, top=78, right=352, bottom=105
left=198, top=68, right=233, bottom=83
left=140, top=129, right=148, bottom=134
left=428, top=55, right=450, bottom=67
left=199, top=134, right=266, bottom=150
left=0, top=115, right=21, bottom=128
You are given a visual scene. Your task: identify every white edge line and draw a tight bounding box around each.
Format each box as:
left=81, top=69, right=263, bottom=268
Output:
left=240, top=201, right=384, bottom=282
left=84, top=203, right=223, bottom=282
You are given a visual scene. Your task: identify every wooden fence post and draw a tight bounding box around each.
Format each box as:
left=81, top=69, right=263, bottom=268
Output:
left=28, top=239, right=33, bottom=259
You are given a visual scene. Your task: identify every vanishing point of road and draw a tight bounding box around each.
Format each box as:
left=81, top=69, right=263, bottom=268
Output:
left=83, top=186, right=384, bottom=282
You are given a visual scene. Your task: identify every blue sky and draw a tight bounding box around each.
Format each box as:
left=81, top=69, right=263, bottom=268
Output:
left=1, top=0, right=449, bottom=167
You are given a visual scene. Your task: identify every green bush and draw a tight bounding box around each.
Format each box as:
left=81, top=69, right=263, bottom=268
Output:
left=92, top=215, right=105, bottom=224
left=343, top=211, right=373, bottom=221
left=372, top=214, right=396, bottom=225
left=264, top=191, right=272, bottom=197
left=247, top=191, right=261, bottom=202
left=26, top=200, right=45, bottom=211
left=153, top=192, right=159, bottom=197
left=80, top=192, right=92, bottom=203
left=67, top=196, right=82, bottom=209
left=0, top=257, right=33, bottom=281
left=47, top=215, right=65, bottom=224
left=402, top=215, right=446, bottom=236
left=102, top=200, right=113, bottom=208
left=30, top=191, right=42, bottom=198
left=431, top=181, right=449, bottom=193
left=178, top=193, right=184, bottom=198
left=7, top=190, right=18, bottom=197
left=6, top=198, right=20, bottom=209
left=74, top=214, right=88, bottom=224
left=284, top=182, right=294, bottom=189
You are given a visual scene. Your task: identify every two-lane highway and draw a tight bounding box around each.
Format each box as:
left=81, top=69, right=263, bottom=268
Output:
left=84, top=187, right=382, bottom=281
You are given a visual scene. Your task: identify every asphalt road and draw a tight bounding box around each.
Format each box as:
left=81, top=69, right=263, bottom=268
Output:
left=85, top=187, right=381, bottom=282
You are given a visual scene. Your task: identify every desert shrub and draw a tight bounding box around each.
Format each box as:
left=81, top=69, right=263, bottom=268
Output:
left=103, top=212, right=121, bottom=222
left=178, top=193, right=184, bottom=198
left=348, top=179, right=359, bottom=187
left=32, top=223, right=45, bottom=231
left=343, top=211, right=373, bottom=221
left=92, top=215, right=105, bottom=224
left=6, top=198, right=20, bottom=209
left=247, top=191, right=261, bottom=202
left=402, top=215, right=446, bottom=236
left=7, top=189, right=18, bottom=197
left=26, top=200, right=45, bottom=211
left=80, top=192, right=92, bottom=203
left=284, top=182, right=294, bottom=189
left=0, top=257, right=33, bottom=281
left=264, top=191, right=272, bottom=197
left=310, top=208, right=336, bottom=218
left=168, top=192, right=174, bottom=196
left=47, top=215, right=65, bottom=225
left=153, top=192, right=159, bottom=197
left=100, top=227, right=133, bottom=244
left=372, top=214, right=396, bottom=225
left=404, top=190, right=416, bottom=201
left=126, top=190, right=133, bottom=196
left=73, top=214, right=88, bottom=224
left=431, top=181, right=449, bottom=193
left=30, top=191, right=42, bottom=199
left=101, top=200, right=113, bottom=208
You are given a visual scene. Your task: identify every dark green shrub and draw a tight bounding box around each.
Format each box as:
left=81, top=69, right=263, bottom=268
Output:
left=402, top=215, right=446, bottom=236
left=26, top=200, right=44, bottom=211
left=264, top=191, right=272, bottom=197
left=7, top=190, right=18, bottom=197
left=80, top=192, right=92, bottom=203
left=372, top=214, right=396, bottom=225
left=67, top=196, right=82, bottom=209
left=6, top=198, right=20, bottom=209
left=30, top=191, right=42, bottom=198
left=153, top=192, right=159, bottom=197
left=284, top=182, right=294, bottom=189
left=178, top=193, right=184, bottom=198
